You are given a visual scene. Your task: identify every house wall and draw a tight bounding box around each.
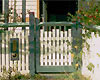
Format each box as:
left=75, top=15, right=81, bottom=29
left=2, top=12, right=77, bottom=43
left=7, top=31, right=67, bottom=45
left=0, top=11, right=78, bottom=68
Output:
left=9, top=0, right=37, bottom=22
left=82, top=29, right=100, bottom=80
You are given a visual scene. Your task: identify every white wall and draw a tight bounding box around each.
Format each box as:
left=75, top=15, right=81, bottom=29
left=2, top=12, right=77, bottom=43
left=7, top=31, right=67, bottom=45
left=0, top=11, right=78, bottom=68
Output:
left=82, top=30, right=100, bottom=80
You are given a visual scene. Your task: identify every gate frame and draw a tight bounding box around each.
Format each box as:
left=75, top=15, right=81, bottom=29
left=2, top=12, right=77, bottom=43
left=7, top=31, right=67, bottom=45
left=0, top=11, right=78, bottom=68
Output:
left=35, top=22, right=76, bottom=73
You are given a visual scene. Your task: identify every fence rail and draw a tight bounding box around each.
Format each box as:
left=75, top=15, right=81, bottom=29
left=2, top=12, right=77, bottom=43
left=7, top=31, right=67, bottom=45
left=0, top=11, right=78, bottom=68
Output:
left=0, top=23, right=29, bottom=27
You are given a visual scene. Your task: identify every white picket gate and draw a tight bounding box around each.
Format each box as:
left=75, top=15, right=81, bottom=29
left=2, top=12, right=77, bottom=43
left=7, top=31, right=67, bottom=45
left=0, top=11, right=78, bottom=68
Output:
left=40, top=28, right=73, bottom=66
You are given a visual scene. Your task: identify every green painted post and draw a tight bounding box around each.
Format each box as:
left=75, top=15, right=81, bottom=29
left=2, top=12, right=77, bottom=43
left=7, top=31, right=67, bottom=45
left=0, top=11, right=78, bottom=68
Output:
left=72, top=27, right=82, bottom=70
left=4, top=0, right=9, bottom=23
left=36, top=18, right=40, bottom=72
left=35, top=18, right=39, bottom=72
left=13, top=0, right=16, bottom=22
left=43, top=0, right=47, bottom=22
left=29, top=12, right=35, bottom=75
left=0, top=32, right=2, bottom=59
left=22, top=0, right=26, bottom=22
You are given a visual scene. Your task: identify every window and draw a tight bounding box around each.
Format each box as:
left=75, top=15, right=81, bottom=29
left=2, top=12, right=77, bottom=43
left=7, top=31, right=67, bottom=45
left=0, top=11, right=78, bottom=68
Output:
left=0, top=0, right=2, bottom=14
left=40, top=0, right=78, bottom=22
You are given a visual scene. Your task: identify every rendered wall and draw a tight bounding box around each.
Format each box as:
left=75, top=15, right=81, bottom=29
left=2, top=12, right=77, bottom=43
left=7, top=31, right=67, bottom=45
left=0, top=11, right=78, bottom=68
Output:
left=82, top=29, right=100, bottom=80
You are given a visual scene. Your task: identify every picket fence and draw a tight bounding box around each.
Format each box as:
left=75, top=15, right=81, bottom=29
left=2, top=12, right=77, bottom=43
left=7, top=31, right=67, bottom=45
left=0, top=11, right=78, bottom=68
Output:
left=0, top=26, right=30, bottom=74
left=1, top=13, right=100, bottom=80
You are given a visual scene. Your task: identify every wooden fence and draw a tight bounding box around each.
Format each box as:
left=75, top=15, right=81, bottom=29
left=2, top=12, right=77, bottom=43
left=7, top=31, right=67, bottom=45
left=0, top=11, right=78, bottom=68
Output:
left=0, top=12, right=35, bottom=75
left=0, top=26, right=30, bottom=74
left=1, top=12, right=100, bottom=79
left=0, top=19, right=77, bottom=74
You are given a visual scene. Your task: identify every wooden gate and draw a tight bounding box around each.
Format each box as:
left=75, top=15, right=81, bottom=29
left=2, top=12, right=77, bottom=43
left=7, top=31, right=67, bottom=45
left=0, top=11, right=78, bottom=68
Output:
left=36, top=22, right=77, bottom=73
left=0, top=13, right=81, bottom=75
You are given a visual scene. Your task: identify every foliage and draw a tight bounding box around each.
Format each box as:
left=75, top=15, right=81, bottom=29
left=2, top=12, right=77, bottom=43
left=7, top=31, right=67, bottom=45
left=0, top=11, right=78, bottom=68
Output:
left=55, top=71, right=89, bottom=80
left=0, top=66, right=89, bottom=80
left=67, top=0, right=100, bottom=72
left=97, top=53, right=100, bottom=58
left=0, top=30, right=4, bottom=33
left=33, top=74, right=47, bottom=80
left=87, top=63, right=95, bottom=72
left=69, top=0, right=100, bottom=26
left=10, top=0, right=22, bottom=22
left=0, top=66, right=31, bottom=80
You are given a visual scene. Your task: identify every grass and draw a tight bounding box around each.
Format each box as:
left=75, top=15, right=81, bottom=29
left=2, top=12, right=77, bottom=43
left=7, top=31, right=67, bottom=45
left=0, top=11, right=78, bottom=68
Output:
left=0, top=67, right=89, bottom=80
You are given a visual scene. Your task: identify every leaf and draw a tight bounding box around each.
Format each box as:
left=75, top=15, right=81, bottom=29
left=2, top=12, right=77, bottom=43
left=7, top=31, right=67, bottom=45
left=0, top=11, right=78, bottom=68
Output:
left=97, top=53, right=100, bottom=57
left=87, top=63, right=95, bottom=71
left=0, top=30, right=4, bottom=33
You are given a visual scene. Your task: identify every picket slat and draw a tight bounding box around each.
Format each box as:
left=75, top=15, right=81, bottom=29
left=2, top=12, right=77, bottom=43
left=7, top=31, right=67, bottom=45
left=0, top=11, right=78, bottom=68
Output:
left=60, top=31, right=64, bottom=66
left=6, top=31, right=9, bottom=71
left=21, top=30, right=25, bottom=71
left=25, top=27, right=29, bottom=72
left=48, top=31, right=52, bottom=66
left=40, top=29, right=44, bottom=66
left=44, top=31, right=47, bottom=66
left=56, top=29, right=60, bottom=66
left=2, top=32, right=6, bottom=70
left=68, top=29, right=72, bottom=66
left=52, top=29, right=55, bottom=66
left=18, top=29, right=21, bottom=71
left=64, top=31, right=68, bottom=65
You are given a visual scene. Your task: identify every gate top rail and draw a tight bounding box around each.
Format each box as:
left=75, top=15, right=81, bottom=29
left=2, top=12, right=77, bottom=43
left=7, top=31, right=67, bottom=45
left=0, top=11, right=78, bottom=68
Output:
left=38, top=22, right=74, bottom=26
left=38, top=22, right=100, bottom=32
left=0, top=22, right=29, bottom=28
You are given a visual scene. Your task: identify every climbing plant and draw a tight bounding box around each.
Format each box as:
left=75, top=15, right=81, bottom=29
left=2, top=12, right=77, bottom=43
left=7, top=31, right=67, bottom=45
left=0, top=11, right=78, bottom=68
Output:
left=68, top=0, right=100, bottom=71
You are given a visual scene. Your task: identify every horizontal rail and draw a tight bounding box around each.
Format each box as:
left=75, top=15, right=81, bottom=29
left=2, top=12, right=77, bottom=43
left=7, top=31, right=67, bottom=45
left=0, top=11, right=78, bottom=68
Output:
left=0, top=22, right=29, bottom=27
left=38, top=22, right=74, bottom=26
left=85, top=25, right=100, bottom=31
left=39, top=22, right=100, bottom=32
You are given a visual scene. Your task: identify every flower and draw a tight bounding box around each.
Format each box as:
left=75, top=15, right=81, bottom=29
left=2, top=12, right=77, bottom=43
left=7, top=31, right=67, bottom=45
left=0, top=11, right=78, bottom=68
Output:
left=94, top=16, right=96, bottom=19
left=96, top=9, right=98, bottom=12
left=71, top=54, right=74, bottom=58
left=75, top=64, right=79, bottom=67
left=74, top=46, right=78, bottom=49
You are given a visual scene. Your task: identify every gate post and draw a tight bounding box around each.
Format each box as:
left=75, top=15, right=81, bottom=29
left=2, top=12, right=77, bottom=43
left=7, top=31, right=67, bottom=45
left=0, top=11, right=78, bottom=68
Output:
left=29, top=12, right=35, bottom=75
left=22, top=0, right=26, bottom=22
left=4, top=0, right=9, bottom=23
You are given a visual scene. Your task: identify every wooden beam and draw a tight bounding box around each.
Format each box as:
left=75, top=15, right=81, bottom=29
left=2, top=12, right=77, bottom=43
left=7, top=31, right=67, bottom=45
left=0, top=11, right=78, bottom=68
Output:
left=4, top=0, right=9, bottom=23
left=29, top=12, right=35, bottom=75
left=2, top=0, right=4, bottom=14
left=22, top=0, right=26, bottom=22
left=37, top=0, right=40, bottom=19
left=38, top=22, right=74, bottom=26
left=13, top=0, right=16, bottom=22
left=0, top=22, right=29, bottom=27
left=43, top=0, right=46, bottom=22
